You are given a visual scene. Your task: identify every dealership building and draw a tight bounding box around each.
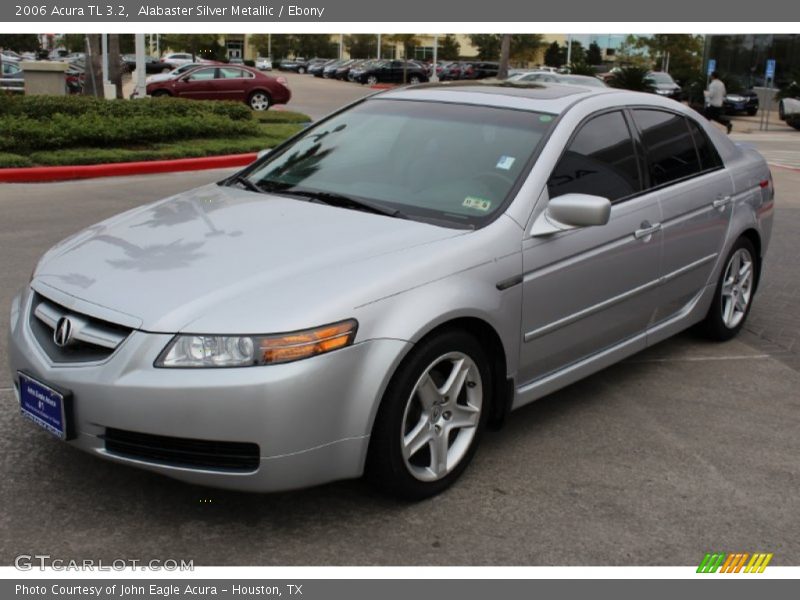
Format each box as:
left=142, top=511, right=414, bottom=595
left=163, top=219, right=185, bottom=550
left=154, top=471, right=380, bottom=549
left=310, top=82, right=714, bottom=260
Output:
left=704, top=34, right=799, bottom=87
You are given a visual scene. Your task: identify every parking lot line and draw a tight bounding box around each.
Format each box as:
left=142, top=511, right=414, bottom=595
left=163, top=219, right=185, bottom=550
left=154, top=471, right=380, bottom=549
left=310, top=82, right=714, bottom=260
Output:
left=628, top=354, right=772, bottom=364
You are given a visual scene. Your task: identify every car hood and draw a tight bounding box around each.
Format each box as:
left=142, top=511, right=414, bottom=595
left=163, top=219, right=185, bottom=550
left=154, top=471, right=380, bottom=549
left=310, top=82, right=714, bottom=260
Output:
left=652, top=82, right=680, bottom=91
left=33, top=184, right=467, bottom=333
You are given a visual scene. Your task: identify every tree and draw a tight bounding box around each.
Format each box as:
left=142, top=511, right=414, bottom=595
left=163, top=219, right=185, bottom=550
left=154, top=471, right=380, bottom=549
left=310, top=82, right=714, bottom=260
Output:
left=292, top=34, right=337, bottom=59
left=638, top=34, right=704, bottom=85
left=498, top=34, right=511, bottom=79
left=587, top=42, right=603, bottom=65
left=108, top=34, right=123, bottom=99
left=560, top=40, right=586, bottom=66
left=81, top=35, right=103, bottom=98
left=510, top=34, right=545, bottom=65
left=544, top=41, right=562, bottom=67
left=0, top=34, right=40, bottom=52
left=388, top=34, right=420, bottom=59
left=615, top=35, right=650, bottom=68
left=468, top=34, right=502, bottom=60
left=249, top=34, right=297, bottom=60
left=438, top=35, right=460, bottom=61
left=61, top=34, right=88, bottom=53
left=344, top=34, right=376, bottom=59
left=608, top=66, right=654, bottom=92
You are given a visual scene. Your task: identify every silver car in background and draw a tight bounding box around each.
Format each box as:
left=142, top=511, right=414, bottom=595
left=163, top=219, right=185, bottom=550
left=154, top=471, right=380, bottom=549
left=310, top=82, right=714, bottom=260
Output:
left=9, top=82, right=774, bottom=499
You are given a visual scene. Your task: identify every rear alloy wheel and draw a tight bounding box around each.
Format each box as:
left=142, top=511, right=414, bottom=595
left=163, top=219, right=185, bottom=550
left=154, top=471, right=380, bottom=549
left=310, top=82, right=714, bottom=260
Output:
left=700, top=237, right=757, bottom=341
left=297, top=67, right=306, bottom=74
left=248, top=91, right=271, bottom=111
left=367, top=330, right=491, bottom=500
left=366, top=75, right=379, bottom=85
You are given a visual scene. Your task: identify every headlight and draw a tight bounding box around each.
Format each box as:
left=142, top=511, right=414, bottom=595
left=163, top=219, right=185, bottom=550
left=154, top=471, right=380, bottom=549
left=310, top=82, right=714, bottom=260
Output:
left=155, top=319, right=358, bottom=368
left=655, top=89, right=672, bottom=95
left=726, top=95, right=745, bottom=102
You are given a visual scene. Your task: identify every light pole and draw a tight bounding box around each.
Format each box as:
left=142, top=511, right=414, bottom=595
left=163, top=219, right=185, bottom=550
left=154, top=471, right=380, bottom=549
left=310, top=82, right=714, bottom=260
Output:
left=377, top=33, right=381, bottom=59
left=431, top=34, right=438, bottom=82
left=566, top=33, right=572, bottom=67
left=133, top=33, right=146, bottom=99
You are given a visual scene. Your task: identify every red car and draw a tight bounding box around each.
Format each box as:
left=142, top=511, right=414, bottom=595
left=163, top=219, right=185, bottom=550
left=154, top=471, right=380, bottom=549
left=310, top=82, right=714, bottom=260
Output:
left=145, top=64, right=291, bottom=111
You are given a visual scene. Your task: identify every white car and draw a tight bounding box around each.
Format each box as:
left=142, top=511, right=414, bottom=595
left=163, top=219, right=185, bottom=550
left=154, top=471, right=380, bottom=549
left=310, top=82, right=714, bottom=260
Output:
left=160, top=52, right=194, bottom=66
left=146, top=62, right=209, bottom=85
left=256, top=56, right=273, bottom=71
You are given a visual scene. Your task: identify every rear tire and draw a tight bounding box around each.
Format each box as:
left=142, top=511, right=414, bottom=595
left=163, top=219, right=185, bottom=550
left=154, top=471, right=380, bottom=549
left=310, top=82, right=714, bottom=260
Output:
left=151, top=90, right=170, bottom=97
left=366, top=75, right=379, bottom=86
left=248, top=90, right=271, bottom=111
left=747, top=108, right=758, bottom=116
left=297, top=67, right=306, bottom=74
left=699, top=237, right=758, bottom=341
left=366, top=330, right=491, bottom=500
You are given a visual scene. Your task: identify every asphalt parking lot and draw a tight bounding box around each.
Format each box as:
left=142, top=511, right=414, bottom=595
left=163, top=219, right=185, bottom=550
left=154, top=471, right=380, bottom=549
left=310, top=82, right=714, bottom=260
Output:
left=1, top=86, right=799, bottom=566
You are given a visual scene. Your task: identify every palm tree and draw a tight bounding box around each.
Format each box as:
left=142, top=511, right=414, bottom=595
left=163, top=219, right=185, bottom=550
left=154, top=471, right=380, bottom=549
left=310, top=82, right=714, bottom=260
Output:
left=609, top=66, right=654, bottom=92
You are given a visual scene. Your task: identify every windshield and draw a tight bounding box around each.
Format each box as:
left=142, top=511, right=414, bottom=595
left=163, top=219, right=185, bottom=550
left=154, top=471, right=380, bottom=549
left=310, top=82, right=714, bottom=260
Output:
left=241, top=99, right=555, bottom=228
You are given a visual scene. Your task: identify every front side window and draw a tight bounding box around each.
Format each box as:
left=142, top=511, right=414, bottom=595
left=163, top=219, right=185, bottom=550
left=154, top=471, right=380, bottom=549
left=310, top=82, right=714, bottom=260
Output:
left=633, top=109, right=702, bottom=186
left=242, top=99, right=555, bottom=228
left=547, top=110, right=641, bottom=202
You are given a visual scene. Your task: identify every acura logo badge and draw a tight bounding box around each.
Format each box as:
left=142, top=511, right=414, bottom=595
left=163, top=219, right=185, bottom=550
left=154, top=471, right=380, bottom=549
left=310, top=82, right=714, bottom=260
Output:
left=54, top=317, right=74, bottom=348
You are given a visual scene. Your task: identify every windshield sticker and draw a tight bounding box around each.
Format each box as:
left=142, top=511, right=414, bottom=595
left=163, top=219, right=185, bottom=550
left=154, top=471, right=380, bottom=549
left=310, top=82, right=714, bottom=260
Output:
left=496, top=155, right=516, bottom=170
left=463, top=196, right=492, bottom=212
left=539, top=115, right=554, bottom=123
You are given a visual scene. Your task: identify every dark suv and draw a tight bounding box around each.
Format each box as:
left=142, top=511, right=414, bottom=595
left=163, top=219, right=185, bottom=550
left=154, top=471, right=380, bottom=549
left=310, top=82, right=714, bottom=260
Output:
left=459, top=61, right=499, bottom=80
left=352, top=60, right=429, bottom=85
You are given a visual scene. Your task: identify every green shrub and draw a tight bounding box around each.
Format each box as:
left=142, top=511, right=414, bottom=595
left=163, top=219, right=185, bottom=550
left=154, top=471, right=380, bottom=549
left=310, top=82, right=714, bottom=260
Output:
left=252, top=110, right=313, bottom=124
left=0, top=95, right=253, bottom=121
left=0, top=113, right=261, bottom=153
left=0, top=152, right=33, bottom=168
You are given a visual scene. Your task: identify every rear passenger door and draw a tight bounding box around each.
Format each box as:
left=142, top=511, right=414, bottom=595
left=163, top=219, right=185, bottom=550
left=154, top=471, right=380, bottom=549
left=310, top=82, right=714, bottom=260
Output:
left=519, top=110, right=662, bottom=383
left=630, top=109, right=734, bottom=324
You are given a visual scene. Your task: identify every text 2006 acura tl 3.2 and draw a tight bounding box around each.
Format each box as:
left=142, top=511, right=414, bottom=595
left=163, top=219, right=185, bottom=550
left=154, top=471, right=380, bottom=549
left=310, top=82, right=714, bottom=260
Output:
left=9, top=82, right=773, bottom=499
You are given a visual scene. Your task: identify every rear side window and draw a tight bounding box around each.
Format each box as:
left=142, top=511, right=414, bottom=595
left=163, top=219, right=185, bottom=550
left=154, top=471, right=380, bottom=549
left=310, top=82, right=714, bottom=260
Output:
left=547, top=110, right=641, bottom=202
left=633, top=109, right=702, bottom=186
left=686, top=118, right=723, bottom=171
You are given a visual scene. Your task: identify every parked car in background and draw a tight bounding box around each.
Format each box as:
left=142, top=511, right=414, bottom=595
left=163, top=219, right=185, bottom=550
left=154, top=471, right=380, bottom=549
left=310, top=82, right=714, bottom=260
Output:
left=352, top=60, right=429, bottom=85
left=228, top=58, right=244, bottom=65
left=255, top=57, right=273, bottom=71
left=332, top=59, right=358, bottom=79
left=278, top=58, right=303, bottom=72
left=323, top=59, right=349, bottom=78
left=437, top=61, right=464, bottom=81
left=723, top=89, right=759, bottom=116
left=145, top=62, right=220, bottom=84
left=459, top=61, right=500, bottom=80
left=122, top=54, right=174, bottom=74
left=146, top=64, right=291, bottom=110
left=2, top=61, right=21, bottom=76
left=509, top=72, right=608, bottom=88
left=308, top=59, right=334, bottom=77
left=0, top=67, right=24, bottom=92
left=161, top=52, right=195, bottom=66
left=1, top=49, right=22, bottom=62
left=646, top=71, right=683, bottom=100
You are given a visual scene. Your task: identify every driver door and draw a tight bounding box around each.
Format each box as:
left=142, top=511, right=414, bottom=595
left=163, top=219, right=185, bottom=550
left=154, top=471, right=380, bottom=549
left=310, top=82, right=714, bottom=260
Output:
left=518, top=109, right=663, bottom=384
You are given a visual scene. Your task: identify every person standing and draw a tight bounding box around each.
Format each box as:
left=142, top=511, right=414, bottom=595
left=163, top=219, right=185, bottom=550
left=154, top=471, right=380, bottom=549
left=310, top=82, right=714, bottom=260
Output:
left=705, top=71, right=732, bottom=134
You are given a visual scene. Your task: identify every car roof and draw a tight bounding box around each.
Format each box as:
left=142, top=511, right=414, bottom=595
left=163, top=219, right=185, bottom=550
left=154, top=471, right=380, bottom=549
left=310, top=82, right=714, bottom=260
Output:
left=377, top=81, right=621, bottom=114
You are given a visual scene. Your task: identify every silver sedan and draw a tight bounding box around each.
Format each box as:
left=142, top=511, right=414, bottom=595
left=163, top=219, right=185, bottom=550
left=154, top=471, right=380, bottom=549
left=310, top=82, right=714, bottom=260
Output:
left=9, top=81, right=774, bottom=499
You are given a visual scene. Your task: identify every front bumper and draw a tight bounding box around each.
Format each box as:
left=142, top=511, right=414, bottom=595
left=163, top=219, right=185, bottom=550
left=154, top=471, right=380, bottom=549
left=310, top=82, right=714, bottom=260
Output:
left=8, top=287, right=410, bottom=492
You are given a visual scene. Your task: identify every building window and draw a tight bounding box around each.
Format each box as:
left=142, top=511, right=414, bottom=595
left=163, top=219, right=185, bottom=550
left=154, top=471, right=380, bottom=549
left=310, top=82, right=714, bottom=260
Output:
left=414, top=46, right=434, bottom=60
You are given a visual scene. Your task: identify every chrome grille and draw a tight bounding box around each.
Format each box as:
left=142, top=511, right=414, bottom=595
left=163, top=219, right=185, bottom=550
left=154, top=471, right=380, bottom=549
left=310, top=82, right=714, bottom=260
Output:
left=29, top=292, right=132, bottom=363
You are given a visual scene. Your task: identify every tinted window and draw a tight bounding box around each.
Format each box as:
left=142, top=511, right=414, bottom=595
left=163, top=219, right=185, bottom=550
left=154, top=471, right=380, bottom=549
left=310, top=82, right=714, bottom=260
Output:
left=633, top=109, right=702, bottom=186
left=220, top=67, right=250, bottom=79
left=687, top=118, right=723, bottom=171
left=548, top=111, right=641, bottom=202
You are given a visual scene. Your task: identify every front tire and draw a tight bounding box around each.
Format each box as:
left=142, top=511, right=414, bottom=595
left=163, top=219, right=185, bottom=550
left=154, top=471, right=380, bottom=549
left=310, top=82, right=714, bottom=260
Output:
left=297, top=66, right=306, bottom=74
left=151, top=89, right=170, bottom=97
left=366, top=330, right=491, bottom=500
left=366, top=75, right=379, bottom=86
left=700, top=237, right=758, bottom=341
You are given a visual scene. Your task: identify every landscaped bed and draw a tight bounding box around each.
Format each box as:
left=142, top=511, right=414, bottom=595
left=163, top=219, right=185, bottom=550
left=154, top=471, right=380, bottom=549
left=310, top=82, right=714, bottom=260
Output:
left=0, top=95, right=311, bottom=168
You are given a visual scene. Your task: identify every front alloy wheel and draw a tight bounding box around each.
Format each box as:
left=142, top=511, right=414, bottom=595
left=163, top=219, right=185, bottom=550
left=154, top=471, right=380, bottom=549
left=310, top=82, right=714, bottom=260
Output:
left=367, top=330, right=491, bottom=500
left=366, top=75, right=379, bottom=85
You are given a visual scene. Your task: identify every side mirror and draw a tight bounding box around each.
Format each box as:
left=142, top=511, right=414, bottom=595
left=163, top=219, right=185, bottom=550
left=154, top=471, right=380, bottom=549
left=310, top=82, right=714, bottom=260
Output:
left=531, top=193, right=611, bottom=237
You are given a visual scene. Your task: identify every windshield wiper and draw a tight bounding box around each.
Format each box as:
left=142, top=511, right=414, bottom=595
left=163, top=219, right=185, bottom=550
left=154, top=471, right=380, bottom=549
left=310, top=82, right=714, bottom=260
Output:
left=228, top=174, right=264, bottom=194
left=264, top=186, right=408, bottom=220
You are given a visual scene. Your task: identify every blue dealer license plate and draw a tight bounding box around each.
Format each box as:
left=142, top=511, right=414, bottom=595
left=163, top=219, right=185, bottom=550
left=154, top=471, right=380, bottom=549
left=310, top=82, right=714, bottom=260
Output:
left=18, top=372, right=73, bottom=440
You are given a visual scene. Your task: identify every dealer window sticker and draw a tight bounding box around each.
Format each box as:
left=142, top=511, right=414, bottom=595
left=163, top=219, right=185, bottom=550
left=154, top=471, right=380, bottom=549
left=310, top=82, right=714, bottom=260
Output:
left=463, top=196, right=492, bottom=212
left=496, top=155, right=516, bottom=170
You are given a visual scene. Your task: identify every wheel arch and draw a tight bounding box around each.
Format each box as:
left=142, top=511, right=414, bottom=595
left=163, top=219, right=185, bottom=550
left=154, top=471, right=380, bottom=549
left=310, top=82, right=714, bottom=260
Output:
left=739, top=227, right=763, bottom=292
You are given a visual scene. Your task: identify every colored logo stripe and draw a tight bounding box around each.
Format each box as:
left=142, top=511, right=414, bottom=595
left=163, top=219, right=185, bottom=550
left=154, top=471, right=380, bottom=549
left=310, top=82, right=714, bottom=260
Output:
left=697, top=553, right=773, bottom=573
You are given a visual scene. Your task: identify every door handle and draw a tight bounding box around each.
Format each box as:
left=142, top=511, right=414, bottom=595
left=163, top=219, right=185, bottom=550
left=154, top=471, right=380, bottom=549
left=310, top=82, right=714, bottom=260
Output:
left=634, top=221, right=661, bottom=240
left=712, top=195, right=732, bottom=209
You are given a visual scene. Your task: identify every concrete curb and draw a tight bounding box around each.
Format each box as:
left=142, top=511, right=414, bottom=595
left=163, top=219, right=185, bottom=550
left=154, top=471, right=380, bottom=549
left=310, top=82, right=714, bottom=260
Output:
left=0, top=153, right=257, bottom=183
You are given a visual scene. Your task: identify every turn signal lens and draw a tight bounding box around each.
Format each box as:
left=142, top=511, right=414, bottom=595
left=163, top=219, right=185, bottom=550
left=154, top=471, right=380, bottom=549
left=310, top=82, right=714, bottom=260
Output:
left=258, top=320, right=357, bottom=365
left=155, top=320, right=358, bottom=368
